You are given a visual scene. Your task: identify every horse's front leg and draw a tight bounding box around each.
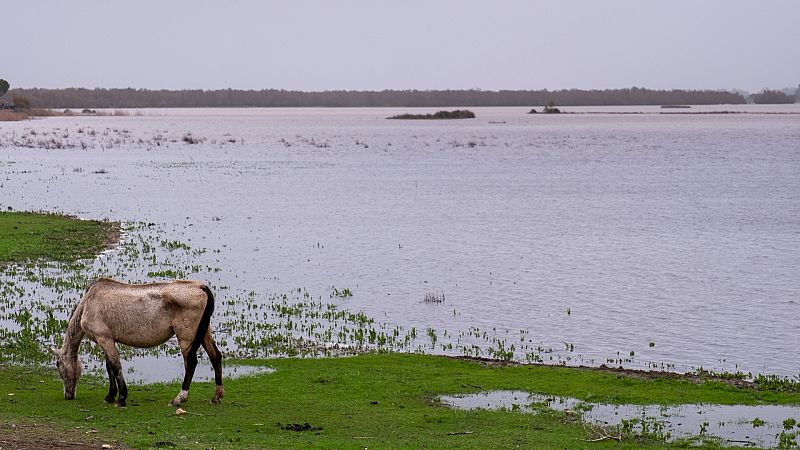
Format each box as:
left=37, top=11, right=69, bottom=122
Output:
left=97, top=337, right=127, bottom=407
left=104, top=357, right=118, bottom=403
left=171, top=346, right=199, bottom=407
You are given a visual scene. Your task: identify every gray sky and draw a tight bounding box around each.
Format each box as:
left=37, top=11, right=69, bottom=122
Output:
left=4, top=1, right=799, bottom=92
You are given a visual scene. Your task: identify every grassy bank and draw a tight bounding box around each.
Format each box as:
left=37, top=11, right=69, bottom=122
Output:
left=3, top=353, right=799, bottom=449
left=0, top=211, right=119, bottom=263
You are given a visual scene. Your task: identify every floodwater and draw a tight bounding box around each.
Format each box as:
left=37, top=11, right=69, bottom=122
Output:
left=1, top=105, right=798, bottom=377
left=440, top=390, right=800, bottom=448
left=120, top=354, right=273, bottom=385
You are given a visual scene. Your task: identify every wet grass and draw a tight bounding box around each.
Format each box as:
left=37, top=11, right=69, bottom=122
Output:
left=3, top=353, right=800, bottom=449
left=0, top=211, right=119, bottom=263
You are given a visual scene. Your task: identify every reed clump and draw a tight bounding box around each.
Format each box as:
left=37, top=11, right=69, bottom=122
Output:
left=424, top=290, right=445, bottom=303
left=0, top=110, right=28, bottom=121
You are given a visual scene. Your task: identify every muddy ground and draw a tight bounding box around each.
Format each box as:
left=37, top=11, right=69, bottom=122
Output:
left=0, top=422, right=128, bottom=450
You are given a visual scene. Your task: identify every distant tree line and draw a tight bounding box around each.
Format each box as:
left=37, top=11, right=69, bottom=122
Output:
left=0, top=87, right=753, bottom=109
left=749, top=89, right=795, bottom=104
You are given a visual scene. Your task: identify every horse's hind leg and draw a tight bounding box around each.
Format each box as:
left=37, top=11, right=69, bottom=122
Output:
left=104, top=357, right=118, bottom=403
left=202, top=328, right=224, bottom=404
left=171, top=339, right=199, bottom=407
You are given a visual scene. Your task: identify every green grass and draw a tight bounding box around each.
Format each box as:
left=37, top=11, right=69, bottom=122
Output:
left=2, top=353, right=799, bottom=449
left=0, top=211, right=119, bottom=263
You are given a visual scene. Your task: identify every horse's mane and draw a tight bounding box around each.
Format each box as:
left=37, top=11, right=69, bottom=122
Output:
left=67, top=301, right=81, bottom=321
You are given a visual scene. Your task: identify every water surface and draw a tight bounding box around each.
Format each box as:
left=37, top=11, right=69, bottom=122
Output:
left=1, top=106, right=798, bottom=376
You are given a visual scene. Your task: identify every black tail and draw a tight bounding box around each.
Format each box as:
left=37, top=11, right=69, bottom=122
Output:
left=190, top=285, right=215, bottom=354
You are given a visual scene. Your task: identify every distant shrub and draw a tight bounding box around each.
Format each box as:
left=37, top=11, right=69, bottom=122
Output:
left=12, top=94, right=31, bottom=110
left=182, top=133, right=204, bottom=144
left=542, top=101, right=561, bottom=114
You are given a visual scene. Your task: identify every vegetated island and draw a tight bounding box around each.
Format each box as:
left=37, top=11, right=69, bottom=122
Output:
left=388, top=109, right=475, bottom=120
left=529, top=101, right=562, bottom=114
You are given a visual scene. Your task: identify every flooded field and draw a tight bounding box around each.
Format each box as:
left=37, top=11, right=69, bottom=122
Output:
left=440, top=390, right=800, bottom=448
left=1, top=106, right=798, bottom=378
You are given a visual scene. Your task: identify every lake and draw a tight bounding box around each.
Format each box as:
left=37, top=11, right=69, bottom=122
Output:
left=1, top=105, right=798, bottom=377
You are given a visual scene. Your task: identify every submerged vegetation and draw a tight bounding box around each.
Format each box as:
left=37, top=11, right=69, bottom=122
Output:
left=388, top=109, right=476, bottom=120
left=0, top=126, right=240, bottom=150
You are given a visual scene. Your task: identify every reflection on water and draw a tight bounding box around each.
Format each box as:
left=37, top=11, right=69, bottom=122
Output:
left=1, top=106, right=799, bottom=377
left=440, top=390, right=800, bottom=448
left=86, top=354, right=274, bottom=385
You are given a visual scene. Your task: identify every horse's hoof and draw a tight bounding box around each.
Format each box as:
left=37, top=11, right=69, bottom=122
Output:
left=115, top=401, right=127, bottom=408
left=211, top=386, right=225, bottom=404
left=104, top=395, right=115, bottom=404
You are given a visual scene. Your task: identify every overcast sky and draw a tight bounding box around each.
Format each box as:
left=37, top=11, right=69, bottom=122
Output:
left=4, top=1, right=798, bottom=92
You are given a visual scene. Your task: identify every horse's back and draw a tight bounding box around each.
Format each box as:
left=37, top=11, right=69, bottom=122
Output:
left=162, top=280, right=209, bottom=311
left=80, top=278, right=209, bottom=348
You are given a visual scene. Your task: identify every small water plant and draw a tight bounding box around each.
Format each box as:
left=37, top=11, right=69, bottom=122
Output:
left=182, top=133, right=203, bottom=144
left=423, top=290, right=445, bottom=303
left=778, top=430, right=799, bottom=448
left=330, top=287, right=353, bottom=298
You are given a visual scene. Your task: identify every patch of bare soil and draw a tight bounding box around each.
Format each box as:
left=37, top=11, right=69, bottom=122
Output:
left=450, top=356, right=755, bottom=389
left=0, top=422, right=129, bottom=450
left=585, top=364, right=755, bottom=389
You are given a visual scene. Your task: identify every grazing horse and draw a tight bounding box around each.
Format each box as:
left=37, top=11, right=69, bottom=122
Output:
left=50, top=278, right=224, bottom=407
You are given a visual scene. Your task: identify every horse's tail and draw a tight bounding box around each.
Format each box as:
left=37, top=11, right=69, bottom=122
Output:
left=190, top=285, right=215, bottom=353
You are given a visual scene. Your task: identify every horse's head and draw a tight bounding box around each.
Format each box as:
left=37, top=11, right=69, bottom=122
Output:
left=50, top=346, right=81, bottom=400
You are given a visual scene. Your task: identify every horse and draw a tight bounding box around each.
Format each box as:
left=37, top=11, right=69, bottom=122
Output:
left=50, top=278, right=224, bottom=407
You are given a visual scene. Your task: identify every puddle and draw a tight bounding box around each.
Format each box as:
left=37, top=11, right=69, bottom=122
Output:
left=84, top=354, right=274, bottom=384
left=440, top=391, right=800, bottom=448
